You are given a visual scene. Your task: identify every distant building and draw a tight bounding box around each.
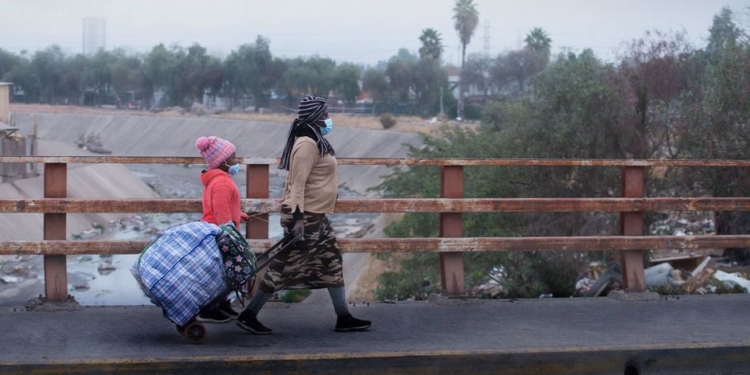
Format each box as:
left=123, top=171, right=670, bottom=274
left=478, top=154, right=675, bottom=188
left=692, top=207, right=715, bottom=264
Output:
left=83, top=17, right=106, bottom=56
left=0, top=82, right=37, bottom=183
left=445, top=65, right=461, bottom=101
left=0, top=82, right=10, bottom=124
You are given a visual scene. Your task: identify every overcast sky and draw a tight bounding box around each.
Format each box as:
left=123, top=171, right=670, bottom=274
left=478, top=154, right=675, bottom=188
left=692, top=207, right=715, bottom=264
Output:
left=1, top=0, right=748, bottom=66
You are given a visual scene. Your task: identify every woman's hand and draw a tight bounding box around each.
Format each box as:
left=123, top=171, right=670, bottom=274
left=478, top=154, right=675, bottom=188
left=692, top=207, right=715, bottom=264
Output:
left=240, top=212, right=250, bottom=222
left=292, top=219, right=305, bottom=237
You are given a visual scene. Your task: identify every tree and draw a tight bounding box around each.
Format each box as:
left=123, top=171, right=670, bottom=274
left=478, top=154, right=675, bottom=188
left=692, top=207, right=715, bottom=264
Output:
left=372, top=123, right=588, bottom=299
left=32, top=45, right=66, bottom=104
left=110, top=49, right=144, bottom=106
left=524, top=28, right=552, bottom=53
left=223, top=47, right=249, bottom=109
left=224, top=36, right=279, bottom=111
left=461, top=53, right=493, bottom=97
left=0, top=48, right=20, bottom=81
left=176, top=43, right=218, bottom=105
left=385, top=49, right=419, bottom=112
left=505, top=49, right=543, bottom=93
left=85, top=50, right=117, bottom=105
left=362, top=68, right=389, bottom=114
left=452, top=0, right=479, bottom=119
left=4, top=55, right=38, bottom=103
left=333, top=63, right=361, bottom=104
left=417, top=29, right=447, bottom=117
left=524, top=50, right=638, bottom=160
left=524, top=27, right=552, bottom=71
left=411, top=58, right=447, bottom=117
left=372, top=50, right=641, bottom=299
left=418, top=28, right=444, bottom=60
left=60, top=54, right=88, bottom=105
left=707, top=7, right=741, bottom=55
left=614, top=30, right=701, bottom=160
left=673, top=10, right=750, bottom=261
left=279, top=56, right=336, bottom=104
left=143, top=44, right=179, bottom=108
left=487, top=53, right=514, bottom=95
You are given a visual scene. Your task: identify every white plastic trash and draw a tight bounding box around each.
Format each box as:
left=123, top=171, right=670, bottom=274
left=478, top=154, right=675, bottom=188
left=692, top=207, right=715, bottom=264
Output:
left=713, top=270, right=750, bottom=293
left=645, top=262, right=674, bottom=287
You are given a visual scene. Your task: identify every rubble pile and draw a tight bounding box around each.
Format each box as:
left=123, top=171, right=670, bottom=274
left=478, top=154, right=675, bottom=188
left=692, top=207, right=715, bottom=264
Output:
left=0, top=259, right=36, bottom=285
left=472, top=215, right=750, bottom=299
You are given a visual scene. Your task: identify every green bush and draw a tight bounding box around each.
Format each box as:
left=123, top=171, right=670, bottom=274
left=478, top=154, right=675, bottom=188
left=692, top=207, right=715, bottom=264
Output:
left=281, top=289, right=312, bottom=303
left=375, top=253, right=440, bottom=301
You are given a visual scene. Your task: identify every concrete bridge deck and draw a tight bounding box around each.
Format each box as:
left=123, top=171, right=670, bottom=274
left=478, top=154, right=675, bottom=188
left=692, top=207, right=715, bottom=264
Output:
left=1, top=294, right=749, bottom=375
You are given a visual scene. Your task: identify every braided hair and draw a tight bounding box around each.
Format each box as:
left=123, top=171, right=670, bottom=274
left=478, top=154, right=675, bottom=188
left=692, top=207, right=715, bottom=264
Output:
left=278, top=96, right=335, bottom=171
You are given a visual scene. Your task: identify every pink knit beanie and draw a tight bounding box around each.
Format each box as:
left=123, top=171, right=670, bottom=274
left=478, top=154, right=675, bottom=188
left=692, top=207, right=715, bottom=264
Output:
left=195, top=136, right=236, bottom=169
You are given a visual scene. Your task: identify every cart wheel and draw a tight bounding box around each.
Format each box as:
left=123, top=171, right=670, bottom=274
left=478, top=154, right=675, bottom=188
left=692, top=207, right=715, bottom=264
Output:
left=176, top=319, right=195, bottom=334
left=181, top=321, right=207, bottom=344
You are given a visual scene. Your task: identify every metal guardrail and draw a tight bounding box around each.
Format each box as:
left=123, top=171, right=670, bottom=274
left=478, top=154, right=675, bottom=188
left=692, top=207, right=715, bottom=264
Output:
left=1, top=156, right=749, bottom=301
left=3, top=236, right=749, bottom=255
left=4, top=155, right=750, bottom=167
left=2, top=197, right=750, bottom=213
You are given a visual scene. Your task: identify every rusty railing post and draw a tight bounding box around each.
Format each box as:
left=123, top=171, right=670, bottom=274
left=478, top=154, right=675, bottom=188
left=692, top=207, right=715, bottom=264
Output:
left=44, top=163, right=67, bottom=301
left=246, top=163, right=269, bottom=296
left=620, top=166, right=646, bottom=291
left=440, top=165, right=465, bottom=296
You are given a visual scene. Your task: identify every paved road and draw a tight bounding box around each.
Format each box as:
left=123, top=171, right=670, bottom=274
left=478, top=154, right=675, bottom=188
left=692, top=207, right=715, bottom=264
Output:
left=1, top=294, right=749, bottom=374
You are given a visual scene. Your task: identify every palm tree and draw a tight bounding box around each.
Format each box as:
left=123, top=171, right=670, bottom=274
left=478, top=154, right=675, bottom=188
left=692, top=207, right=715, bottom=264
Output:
left=419, top=28, right=444, bottom=60
left=524, top=28, right=552, bottom=53
left=524, top=27, right=552, bottom=70
left=453, top=0, right=478, bottom=119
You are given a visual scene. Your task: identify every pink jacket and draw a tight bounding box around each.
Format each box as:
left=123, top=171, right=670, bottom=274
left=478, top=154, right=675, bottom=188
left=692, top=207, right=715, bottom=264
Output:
left=200, top=169, right=246, bottom=227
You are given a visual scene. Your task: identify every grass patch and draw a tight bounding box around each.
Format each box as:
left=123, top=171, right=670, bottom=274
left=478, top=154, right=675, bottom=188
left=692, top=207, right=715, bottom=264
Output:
left=281, top=289, right=312, bottom=303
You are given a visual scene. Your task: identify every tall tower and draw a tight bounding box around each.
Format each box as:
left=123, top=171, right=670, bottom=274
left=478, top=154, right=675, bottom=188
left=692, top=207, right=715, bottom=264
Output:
left=483, top=19, right=491, bottom=58
left=82, top=17, right=106, bottom=56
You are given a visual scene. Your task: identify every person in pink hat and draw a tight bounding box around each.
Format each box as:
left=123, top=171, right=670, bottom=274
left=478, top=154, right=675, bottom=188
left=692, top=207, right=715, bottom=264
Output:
left=195, top=135, right=249, bottom=323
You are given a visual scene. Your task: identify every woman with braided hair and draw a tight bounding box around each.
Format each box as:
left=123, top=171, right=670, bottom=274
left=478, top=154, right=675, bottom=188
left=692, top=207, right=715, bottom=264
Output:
left=236, top=96, right=372, bottom=334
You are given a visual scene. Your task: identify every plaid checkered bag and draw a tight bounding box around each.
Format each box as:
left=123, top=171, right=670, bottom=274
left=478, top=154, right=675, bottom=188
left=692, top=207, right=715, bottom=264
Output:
left=130, top=221, right=226, bottom=326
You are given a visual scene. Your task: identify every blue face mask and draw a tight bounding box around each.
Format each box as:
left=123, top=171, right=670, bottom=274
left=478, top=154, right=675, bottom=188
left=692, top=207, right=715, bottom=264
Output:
left=320, top=118, right=333, bottom=136
left=227, top=163, right=240, bottom=176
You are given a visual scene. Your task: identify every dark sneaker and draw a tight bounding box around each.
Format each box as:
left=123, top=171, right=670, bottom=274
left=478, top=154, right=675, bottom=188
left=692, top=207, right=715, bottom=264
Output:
left=196, top=308, right=231, bottom=324
left=218, top=299, right=239, bottom=319
left=236, top=311, right=273, bottom=335
left=335, top=314, right=371, bottom=332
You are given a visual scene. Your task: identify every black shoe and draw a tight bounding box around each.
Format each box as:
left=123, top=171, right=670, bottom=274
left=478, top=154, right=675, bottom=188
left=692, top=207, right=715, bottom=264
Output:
left=218, top=299, right=239, bottom=319
left=335, top=313, right=371, bottom=332
left=236, top=311, right=273, bottom=335
left=196, top=309, right=231, bottom=324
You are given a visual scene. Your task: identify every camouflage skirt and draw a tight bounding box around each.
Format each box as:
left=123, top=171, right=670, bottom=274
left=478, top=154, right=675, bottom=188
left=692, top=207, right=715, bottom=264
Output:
left=258, top=205, right=344, bottom=293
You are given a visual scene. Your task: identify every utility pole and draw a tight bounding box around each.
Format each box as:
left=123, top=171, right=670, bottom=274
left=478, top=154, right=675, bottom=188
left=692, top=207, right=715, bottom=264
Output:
left=440, top=86, right=444, bottom=117
left=483, top=19, right=491, bottom=58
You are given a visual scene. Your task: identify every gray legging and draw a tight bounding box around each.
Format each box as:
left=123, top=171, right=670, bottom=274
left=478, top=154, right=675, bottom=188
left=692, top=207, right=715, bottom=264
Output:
left=244, top=286, right=348, bottom=317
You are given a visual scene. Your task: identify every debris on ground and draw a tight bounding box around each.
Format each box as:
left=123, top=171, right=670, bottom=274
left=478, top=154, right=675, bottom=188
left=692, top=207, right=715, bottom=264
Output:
left=469, top=266, right=506, bottom=298
left=1, top=276, right=20, bottom=284
left=98, top=261, right=116, bottom=274
left=76, top=133, right=112, bottom=154
left=576, top=253, right=750, bottom=297
left=712, top=270, right=750, bottom=292
left=584, top=263, right=623, bottom=297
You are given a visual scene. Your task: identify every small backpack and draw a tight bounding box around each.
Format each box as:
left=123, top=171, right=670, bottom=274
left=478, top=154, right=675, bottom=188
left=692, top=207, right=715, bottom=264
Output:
left=215, top=224, right=257, bottom=292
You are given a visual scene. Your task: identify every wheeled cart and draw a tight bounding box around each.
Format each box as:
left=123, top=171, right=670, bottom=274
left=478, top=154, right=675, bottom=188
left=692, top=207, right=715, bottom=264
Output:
left=131, top=221, right=298, bottom=344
